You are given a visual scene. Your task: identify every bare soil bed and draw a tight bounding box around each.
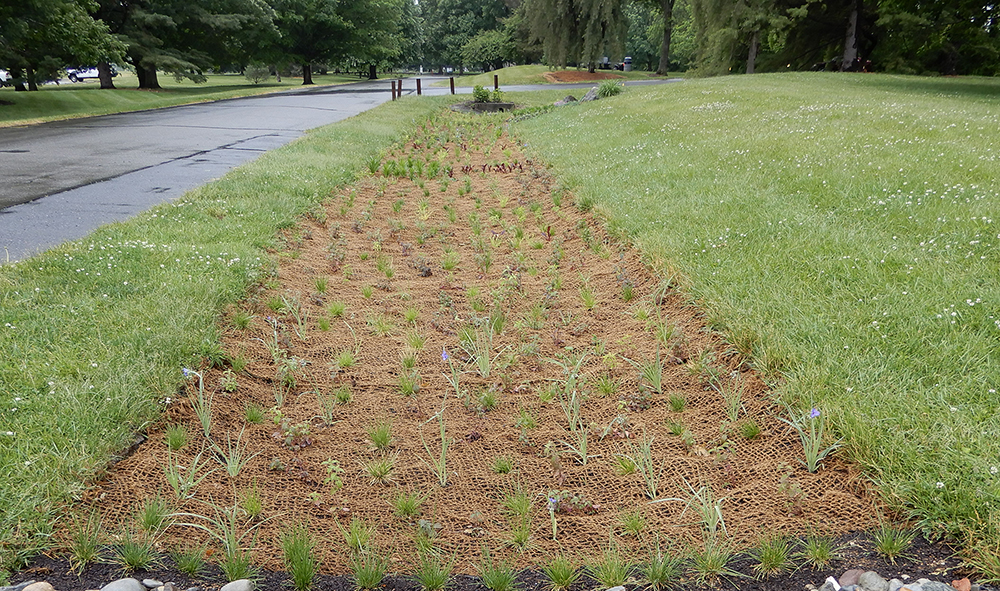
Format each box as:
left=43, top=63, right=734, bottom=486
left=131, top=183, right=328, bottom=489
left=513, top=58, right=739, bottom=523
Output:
left=42, top=110, right=940, bottom=586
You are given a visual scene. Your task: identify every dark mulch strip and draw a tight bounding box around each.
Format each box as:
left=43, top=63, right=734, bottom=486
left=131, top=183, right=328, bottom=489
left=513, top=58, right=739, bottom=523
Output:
left=7, top=532, right=988, bottom=591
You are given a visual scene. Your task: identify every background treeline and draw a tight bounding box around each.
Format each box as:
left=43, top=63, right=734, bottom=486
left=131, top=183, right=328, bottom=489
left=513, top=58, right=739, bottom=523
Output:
left=1, top=0, right=996, bottom=89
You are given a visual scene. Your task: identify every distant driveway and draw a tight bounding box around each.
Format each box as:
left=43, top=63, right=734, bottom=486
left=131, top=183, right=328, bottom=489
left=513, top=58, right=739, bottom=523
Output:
left=0, top=76, right=678, bottom=262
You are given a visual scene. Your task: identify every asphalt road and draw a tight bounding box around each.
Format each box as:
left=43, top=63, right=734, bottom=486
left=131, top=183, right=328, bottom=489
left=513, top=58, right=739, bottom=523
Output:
left=0, top=76, right=677, bottom=263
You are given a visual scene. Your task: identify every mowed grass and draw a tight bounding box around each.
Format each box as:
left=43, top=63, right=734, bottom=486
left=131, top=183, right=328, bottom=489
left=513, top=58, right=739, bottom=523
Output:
left=436, top=64, right=673, bottom=87
left=515, top=72, right=1000, bottom=569
left=0, top=72, right=365, bottom=127
left=0, top=94, right=452, bottom=579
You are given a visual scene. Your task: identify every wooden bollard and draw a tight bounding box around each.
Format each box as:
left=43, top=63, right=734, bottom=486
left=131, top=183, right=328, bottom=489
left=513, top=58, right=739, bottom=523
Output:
left=391, top=80, right=396, bottom=100
left=398, top=78, right=403, bottom=96
left=416, top=78, right=422, bottom=95
left=450, top=77, right=455, bottom=95
left=494, top=74, right=499, bottom=90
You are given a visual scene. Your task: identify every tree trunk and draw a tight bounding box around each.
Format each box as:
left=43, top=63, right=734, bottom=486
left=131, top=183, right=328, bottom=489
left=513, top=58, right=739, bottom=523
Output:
left=275, top=66, right=281, bottom=83
left=656, top=0, right=676, bottom=75
left=27, top=66, right=38, bottom=91
left=135, top=62, right=161, bottom=89
left=841, top=0, right=860, bottom=71
left=97, top=60, right=116, bottom=89
left=588, top=61, right=596, bottom=73
left=368, top=64, right=378, bottom=80
left=746, top=30, right=759, bottom=74
left=302, top=62, right=314, bottom=85
left=11, top=68, right=26, bottom=91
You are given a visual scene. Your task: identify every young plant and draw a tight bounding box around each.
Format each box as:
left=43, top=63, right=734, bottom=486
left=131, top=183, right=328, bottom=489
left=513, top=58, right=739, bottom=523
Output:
left=182, top=368, right=212, bottom=438
left=641, top=541, right=684, bottom=591
left=399, top=370, right=420, bottom=397
left=240, top=480, right=264, bottom=520
left=282, top=524, right=319, bottom=591
left=350, top=550, right=390, bottom=590
left=171, top=501, right=270, bottom=582
left=619, top=509, right=648, bottom=537
left=750, top=533, right=796, bottom=579
left=595, top=374, right=619, bottom=396
left=359, top=452, right=398, bottom=485
left=137, top=494, right=171, bottom=535
left=245, top=403, right=265, bottom=424
left=170, top=543, right=208, bottom=577
left=492, top=456, right=514, bottom=474
left=478, top=547, right=519, bottom=591
left=740, top=419, right=762, bottom=440
left=778, top=406, right=842, bottom=472
left=111, top=526, right=159, bottom=572
left=541, top=555, right=580, bottom=591
left=391, top=490, right=427, bottom=519
left=67, top=510, right=103, bottom=573
left=165, top=424, right=189, bottom=451
left=164, top=447, right=216, bottom=500
left=328, top=300, right=346, bottom=317
left=413, top=550, right=455, bottom=591
left=213, top=426, right=260, bottom=478
left=716, top=377, right=745, bottom=422
left=501, top=486, right=534, bottom=520
left=587, top=545, right=632, bottom=589
left=629, top=436, right=664, bottom=499
left=689, top=537, right=740, bottom=586
left=407, top=331, right=427, bottom=350
left=579, top=285, right=597, bottom=310
left=795, top=534, right=840, bottom=570
left=613, top=452, right=637, bottom=476
left=668, top=393, right=686, bottom=413
left=872, top=523, right=917, bottom=564
left=338, top=517, right=375, bottom=554
left=336, top=349, right=356, bottom=369
left=420, top=405, right=453, bottom=487
left=366, top=420, right=394, bottom=451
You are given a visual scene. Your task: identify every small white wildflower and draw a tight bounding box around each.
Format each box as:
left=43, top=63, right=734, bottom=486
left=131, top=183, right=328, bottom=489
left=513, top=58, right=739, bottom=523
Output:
left=936, top=482, right=945, bottom=489
left=991, top=466, right=998, bottom=475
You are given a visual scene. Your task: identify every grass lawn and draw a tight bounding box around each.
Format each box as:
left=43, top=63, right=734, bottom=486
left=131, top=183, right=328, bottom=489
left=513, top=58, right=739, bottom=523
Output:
left=514, top=72, right=1000, bottom=571
left=0, top=72, right=365, bottom=127
left=433, top=64, right=677, bottom=87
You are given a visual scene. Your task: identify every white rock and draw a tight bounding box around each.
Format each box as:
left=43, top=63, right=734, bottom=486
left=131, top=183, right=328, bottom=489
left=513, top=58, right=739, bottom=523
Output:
left=22, top=583, right=55, bottom=591
left=100, top=579, right=146, bottom=591
left=219, top=581, right=254, bottom=591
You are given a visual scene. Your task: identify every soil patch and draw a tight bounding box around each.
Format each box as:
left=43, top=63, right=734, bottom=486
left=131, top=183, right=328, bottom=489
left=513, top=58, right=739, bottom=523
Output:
left=46, top=109, right=915, bottom=582
left=542, top=71, right=624, bottom=83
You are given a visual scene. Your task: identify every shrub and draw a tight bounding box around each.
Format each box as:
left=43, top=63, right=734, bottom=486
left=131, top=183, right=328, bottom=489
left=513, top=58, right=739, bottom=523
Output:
left=597, top=80, right=624, bottom=98
left=244, top=63, right=271, bottom=85
left=472, top=85, right=491, bottom=103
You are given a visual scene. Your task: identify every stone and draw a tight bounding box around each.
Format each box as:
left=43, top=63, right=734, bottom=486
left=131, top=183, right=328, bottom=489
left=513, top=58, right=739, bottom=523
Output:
left=100, top=579, right=146, bottom=591
left=900, top=585, right=923, bottom=591
left=22, top=584, right=55, bottom=591
left=860, top=572, right=889, bottom=591
left=820, top=576, right=843, bottom=591
left=890, top=580, right=905, bottom=591
left=607, top=587, right=626, bottom=591
left=156, top=584, right=178, bottom=591
left=553, top=96, right=577, bottom=106
left=580, top=87, right=599, bottom=102
left=921, top=583, right=958, bottom=591
left=0, top=582, right=36, bottom=591
left=220, top=581, right=253, bottom=591
left=142, top=581, right=162, bottom=590
left=841, top=570, right=866, bottom=587
left=952, top=580, right=971, bottom=591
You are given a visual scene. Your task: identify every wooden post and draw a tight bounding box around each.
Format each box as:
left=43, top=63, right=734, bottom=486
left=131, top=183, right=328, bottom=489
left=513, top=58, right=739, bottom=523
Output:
left=398, top=78, right=403, bottom=96
left=416, top=79, right=422, bottom=95
left=449, top=77, right=455, bottom=95
left=494, top=74, right=499, bottom=90
left=391, top=80, right=396, bottom=100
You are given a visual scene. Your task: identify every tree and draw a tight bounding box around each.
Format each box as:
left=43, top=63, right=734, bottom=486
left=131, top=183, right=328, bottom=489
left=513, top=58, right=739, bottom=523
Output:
left=0, top=0, right=124, bottom=91
left=93, top=0, right=275, bottom=89
left=461, top=28, right=516, bottom=71
left=420, top=0, right=511, bottom=72
left=526, top=0, right=627, bottom=71
left=270, top=0, right=406, bottom=84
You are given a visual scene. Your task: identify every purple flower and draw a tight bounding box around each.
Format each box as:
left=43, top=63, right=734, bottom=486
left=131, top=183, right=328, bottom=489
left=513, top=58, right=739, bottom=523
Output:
left=810, top=408, right=821, bottom=418
left=442, top=349, right=449, bottom=362
left=182, top=368, right=192, bottom=378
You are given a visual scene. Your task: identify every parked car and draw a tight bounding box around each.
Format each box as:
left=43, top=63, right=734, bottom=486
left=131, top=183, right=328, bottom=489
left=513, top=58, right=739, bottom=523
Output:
left=0, top=69, right=10, bottom=85
left=66, top=66, right=117, bottom=82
